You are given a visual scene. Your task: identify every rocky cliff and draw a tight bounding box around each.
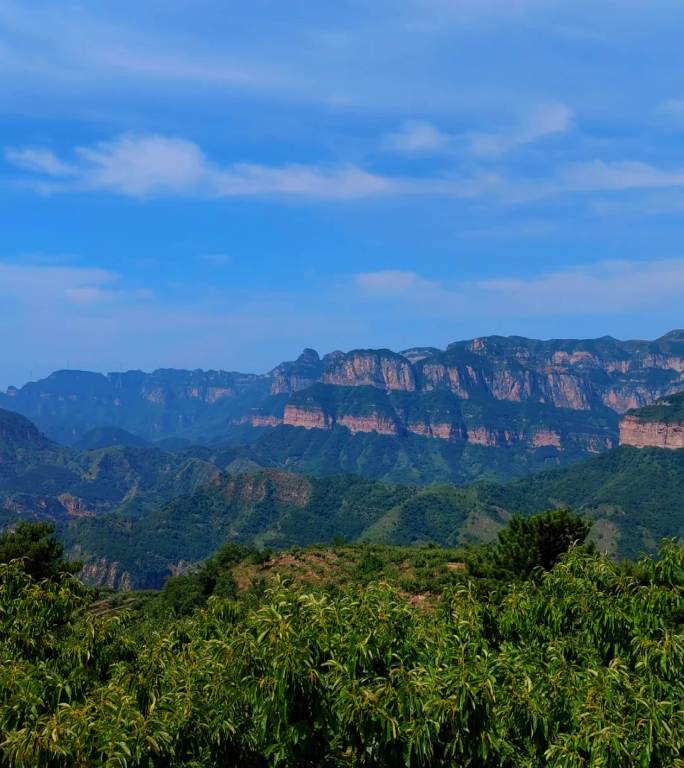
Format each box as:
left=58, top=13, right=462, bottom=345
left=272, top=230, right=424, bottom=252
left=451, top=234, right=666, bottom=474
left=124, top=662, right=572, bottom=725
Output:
left=2, top=331, right=682, bottom=463
left=265, top=384, right=616, bottom=452
left=619, top=391, right=684, bottom=449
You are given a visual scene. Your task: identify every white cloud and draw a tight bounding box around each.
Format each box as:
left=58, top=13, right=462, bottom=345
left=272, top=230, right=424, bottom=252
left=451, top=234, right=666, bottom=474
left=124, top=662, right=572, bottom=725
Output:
left=0, top=263, right=121, bottom=305
left=355, top=270, right=438, bottom=296
left=468, top=102, right=573, bottom=157
left=561, top=160, right=684, bottom=192
left=74, top=135, right=210, bottom=196
left=5, top=134, right=396, bottom=200
left=5, top=147, right=73, bottom=176
left=8, top=132, right=684, bottom=206
left=383, top=121, right=448, bottom=153
left=353, top=259, right=684, bottom=318
left=383, top=103, right=573, bottom=159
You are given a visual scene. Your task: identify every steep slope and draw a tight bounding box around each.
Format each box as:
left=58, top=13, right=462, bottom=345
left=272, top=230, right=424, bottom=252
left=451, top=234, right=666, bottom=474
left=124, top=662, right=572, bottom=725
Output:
left=2, top=331, right=682, bottom=482
left=0, top=409, right=81, bottom=501
left=73, top=426, right=150, bottom=450
left=0, top=408, right=227, bottom=520
left=61, top=472, right=416, bottom=588
left=52, top=445, right=684, bottom=588
left=0, top=368, right=270, bottom=444
left=619, top=390, right=684, bottom=449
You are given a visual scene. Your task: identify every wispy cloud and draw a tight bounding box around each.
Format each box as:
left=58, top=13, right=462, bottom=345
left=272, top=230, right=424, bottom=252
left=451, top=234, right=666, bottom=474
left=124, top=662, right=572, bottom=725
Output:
left=5, top=134, right=396, bottom=200
left=383, top=103, right=573, bottom=159
left=467, top=102, right=574, bottom=157
left=0, top=262, right=122, bottom=305
left=5, top=147, right=74, bottom=176
left=8, top=132, right=684, bottom=206
left=382, top=121, right=449, bottom=153
left=354, top=259, right=684, bottom=318
left=560, top=160, right=684, bottom=193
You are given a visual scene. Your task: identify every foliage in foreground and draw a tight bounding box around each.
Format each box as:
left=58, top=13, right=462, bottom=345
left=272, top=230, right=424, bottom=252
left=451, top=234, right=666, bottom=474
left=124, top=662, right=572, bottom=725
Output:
left=0, top=522, right=78, bottom=581
left=1, top=537, right=683, bottom=767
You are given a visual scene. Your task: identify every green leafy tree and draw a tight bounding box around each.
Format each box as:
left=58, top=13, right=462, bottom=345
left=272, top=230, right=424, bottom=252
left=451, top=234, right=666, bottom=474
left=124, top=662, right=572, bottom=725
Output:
left=0, top=521, right=78, bottom=581
left=466, top=508, right=592, bottom=580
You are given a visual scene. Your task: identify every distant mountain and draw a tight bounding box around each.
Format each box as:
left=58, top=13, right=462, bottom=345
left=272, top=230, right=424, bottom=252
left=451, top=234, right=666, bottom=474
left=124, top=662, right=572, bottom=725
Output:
left=620, top=390, right=684, bottom=449
left=73, top=426, right=150, bottom=450
left=2, top=331, right=683, bottom=482
left=0, top=408, right=227, bottom=520
left=57, top=444, right=684, bottom=589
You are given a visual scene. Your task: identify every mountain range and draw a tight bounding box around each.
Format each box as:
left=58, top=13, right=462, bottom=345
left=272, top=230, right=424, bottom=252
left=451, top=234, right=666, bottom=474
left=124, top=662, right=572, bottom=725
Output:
left=2, top=330, right=683, bottom=484
left=1, top=387, right=683, bottom=588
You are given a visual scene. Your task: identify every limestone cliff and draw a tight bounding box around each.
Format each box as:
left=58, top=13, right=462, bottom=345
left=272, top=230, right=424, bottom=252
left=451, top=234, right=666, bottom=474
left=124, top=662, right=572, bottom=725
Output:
left=268, top=332, right=684, bottom=417
left=257, top=384, right=616, bottom=453
left=79, top=558, right=133, bottom=590
left=619, top=391, right=684, bottom=449
left=619, top=417, right=684, bottom=449
left=2, top=331, right=682, bottom=454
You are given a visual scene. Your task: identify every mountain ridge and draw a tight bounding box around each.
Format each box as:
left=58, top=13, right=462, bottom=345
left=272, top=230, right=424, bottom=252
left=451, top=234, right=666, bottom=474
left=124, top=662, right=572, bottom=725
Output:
left=2, top=331, right=682, bottom=483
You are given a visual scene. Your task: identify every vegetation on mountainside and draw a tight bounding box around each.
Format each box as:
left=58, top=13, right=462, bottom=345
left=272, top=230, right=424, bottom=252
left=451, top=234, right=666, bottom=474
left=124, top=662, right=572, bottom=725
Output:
left=1, top=518, right=683, bottom=767
left=0, top=522, right=78, bottom=581
left=247, top=420, right=601, bottom=485
left=626, top=389, right=684, bottom=424
left=54, top=445, right=684, bottom=589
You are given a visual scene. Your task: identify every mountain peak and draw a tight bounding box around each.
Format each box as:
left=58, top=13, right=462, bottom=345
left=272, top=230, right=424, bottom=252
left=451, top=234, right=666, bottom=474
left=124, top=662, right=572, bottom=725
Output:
left=658, top=329, right=684, bottom=342
left=297, top=348, right=320, bottom=364
left=0, top=408, right=52, bottom=451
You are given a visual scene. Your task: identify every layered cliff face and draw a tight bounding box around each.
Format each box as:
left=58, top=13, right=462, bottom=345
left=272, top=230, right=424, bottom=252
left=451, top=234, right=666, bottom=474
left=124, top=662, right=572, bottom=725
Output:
left=255, top=384, right=616, bottom=453
left=619, top=391, right=684, bottom=449
left=267, top=332, right=684, bottom=416
left=619, top=417, right=684, bottom=449
left=1, top=331, right=682, bottom=463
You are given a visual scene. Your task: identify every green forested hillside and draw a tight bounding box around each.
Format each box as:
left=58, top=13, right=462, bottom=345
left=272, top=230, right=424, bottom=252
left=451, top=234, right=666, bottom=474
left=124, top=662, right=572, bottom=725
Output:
left=2, top=407, right=683, bottom=588
left=245, top=423, right=586, bottom=484
left=625, top=389, right=684, bottom=423
left=0, top=408, right=231, bottom=519
left=56, top=445, right=684, bottom=588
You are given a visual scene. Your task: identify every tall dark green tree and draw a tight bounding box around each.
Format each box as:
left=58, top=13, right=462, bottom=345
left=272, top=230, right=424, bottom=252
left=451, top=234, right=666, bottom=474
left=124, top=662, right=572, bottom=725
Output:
left=466, top=508, right=592, bottom=580
left=0, top=521, right=77, bottom=580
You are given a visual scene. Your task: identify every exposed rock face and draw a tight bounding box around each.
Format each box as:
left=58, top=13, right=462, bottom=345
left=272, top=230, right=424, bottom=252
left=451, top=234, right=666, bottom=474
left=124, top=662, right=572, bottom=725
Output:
left=618, top=390, right=684, bottom=449
left=283, top=404, right=333, bottom=430
left=57, top=493, right=96, bottom=517
left=80, top=558, right=133, bottom=590
left=407, top=421, right=466, bottom=441
left=619, top=417, right=684, bottom=449
left=2, top=331, right=682, bottom=456
left=467, top=427, right=512, bottom=447
left=270, top=348, right=323, bottom=395
left=234, top=414, right=284, bottom=428
left=322, top=350, right=416, bottom=391
left=530, top=429, right=562, bottom=448
left=337, top=414, right=400, bottom=436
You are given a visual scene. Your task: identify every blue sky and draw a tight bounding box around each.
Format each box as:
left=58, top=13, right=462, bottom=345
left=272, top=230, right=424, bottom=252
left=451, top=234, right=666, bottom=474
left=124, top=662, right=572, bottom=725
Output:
left=1, top=0, right=684, bottom=388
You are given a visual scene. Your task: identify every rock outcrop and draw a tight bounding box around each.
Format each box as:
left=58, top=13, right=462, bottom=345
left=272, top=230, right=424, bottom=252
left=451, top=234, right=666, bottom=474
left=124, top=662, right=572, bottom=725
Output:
left=79, top=558, right=133, bottom=590
left=619, top=417, right=684, bottom=449
left=1, top=331, right=682, bottom=457
left=619, top=391, right=684, bottom=449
